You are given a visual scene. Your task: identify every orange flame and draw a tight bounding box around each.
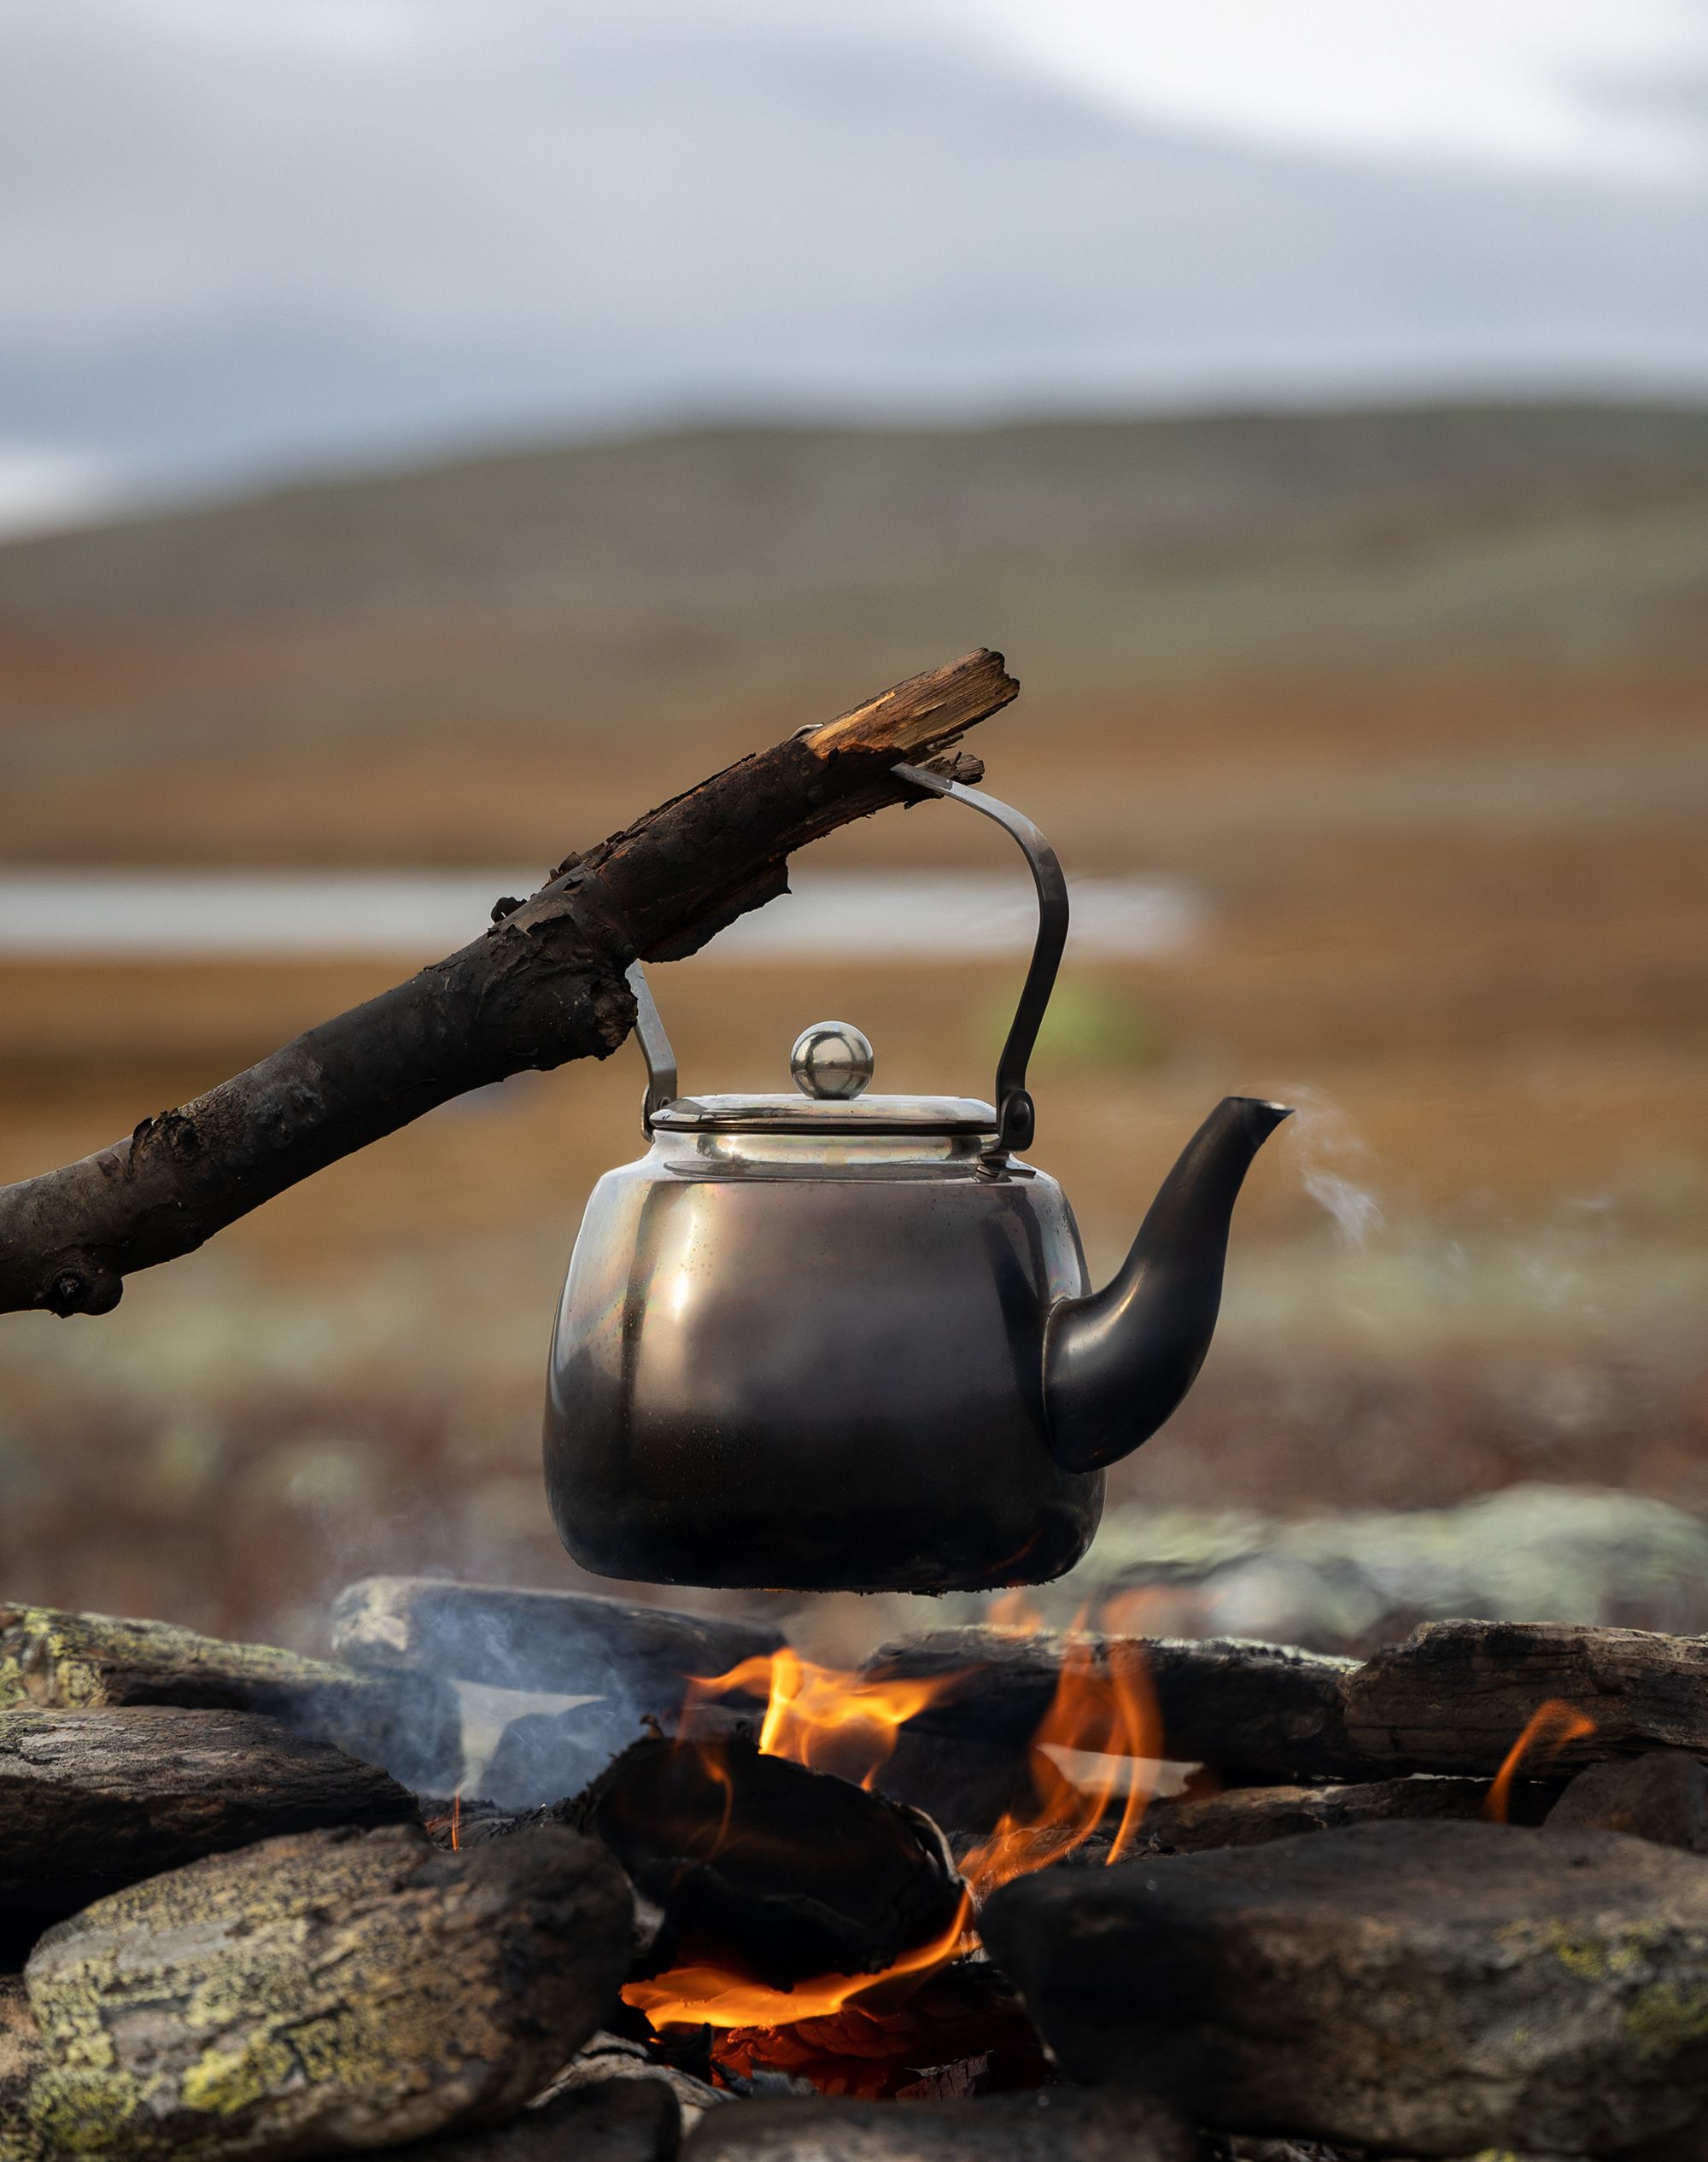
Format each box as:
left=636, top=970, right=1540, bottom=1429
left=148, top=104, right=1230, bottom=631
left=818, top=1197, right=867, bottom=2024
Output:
left=623, top=1889, right=974, bottom=2033
left=960, top=1624, right=1161, bottom=1897
left=450, top=1789, right=461, bottom=1851
left=1482, top=1698, right=1597, bottom=1822
left=681, top=1647, right=963, bottom=1793
left=629, top=1606, right=1164, bottom=2045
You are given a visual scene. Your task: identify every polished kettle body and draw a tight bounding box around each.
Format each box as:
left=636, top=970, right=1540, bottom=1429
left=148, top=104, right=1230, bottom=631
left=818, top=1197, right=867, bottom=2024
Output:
left=544, top=761, right=1289, bottom=1594
left=546, top=1110, right=1101, bottom=1592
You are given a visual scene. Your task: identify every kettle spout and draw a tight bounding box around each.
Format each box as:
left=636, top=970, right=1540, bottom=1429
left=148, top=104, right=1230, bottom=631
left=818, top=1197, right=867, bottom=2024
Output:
left=1043, top=1096, right=1291, bottom=1475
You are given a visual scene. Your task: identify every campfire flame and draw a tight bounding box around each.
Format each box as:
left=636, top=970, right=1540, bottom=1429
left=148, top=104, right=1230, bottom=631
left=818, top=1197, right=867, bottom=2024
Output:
left=625, top=1604, right=1164, bottom=2048
left=960, top=1627, right=1161, bottom=1896
left=1482, top=1697, right=1597, bottom=1822
left=679, top=1647, right=961, bottom=1793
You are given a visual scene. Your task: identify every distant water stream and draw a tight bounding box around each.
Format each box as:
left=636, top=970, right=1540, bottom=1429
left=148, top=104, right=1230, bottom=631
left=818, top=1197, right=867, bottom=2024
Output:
left=0, top=870, right=1200, bottom=962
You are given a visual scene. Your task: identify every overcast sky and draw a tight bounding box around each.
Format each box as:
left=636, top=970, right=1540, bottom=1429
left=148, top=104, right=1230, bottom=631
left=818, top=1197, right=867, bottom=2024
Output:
left=3, top=0, right=1707, bottom=531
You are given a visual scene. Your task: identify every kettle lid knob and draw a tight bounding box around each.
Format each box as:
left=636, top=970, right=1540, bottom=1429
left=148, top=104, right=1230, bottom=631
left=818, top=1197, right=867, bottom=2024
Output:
left=790, top=1021, right=874, bottom=1101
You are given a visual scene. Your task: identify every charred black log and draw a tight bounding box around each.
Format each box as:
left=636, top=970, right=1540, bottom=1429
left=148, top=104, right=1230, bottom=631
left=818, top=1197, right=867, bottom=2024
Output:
left=23, top=1823, right=634, bottom=2159
left=331, top=1577, right=780, bottom=1710
left=0, top=1603, right=460, bottom=1792
left=567, top=1736, right=963, bottom=1992
left=682, top=2087, right=1196, bottom=2161
left=0, top=1705, right=414, bottom=1920
left=981, top=1820, right=1708, bottom=2157
left=0, top=651, right=1015, bottom=1318
left=1342, top=1620, right=1708, bottom=1773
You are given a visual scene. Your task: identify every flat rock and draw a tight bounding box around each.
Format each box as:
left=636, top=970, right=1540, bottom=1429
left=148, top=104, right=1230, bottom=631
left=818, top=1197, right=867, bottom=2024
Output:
left=377, top=2080, right=678, bottom=2162
left=1342, top=1620, right=1708, bottom=1774
left=682, top=2086, right=1196, bottom=2161
left=23, top=1821, right=633, bottom=2159
left=0, top=1603, right=460, bottom=1793
left=0, top=1705, right=414, bottom=1920
left=865, top=1629, right=1364, bottom=1785
left=1547, top=1749, right=1708, bottom=1853
left=982, top=1819, right=1708, bottom=2156
left=1138, top=1773, right=1553, bottom=1853
left=331, top=1577, right=781, bottom=1703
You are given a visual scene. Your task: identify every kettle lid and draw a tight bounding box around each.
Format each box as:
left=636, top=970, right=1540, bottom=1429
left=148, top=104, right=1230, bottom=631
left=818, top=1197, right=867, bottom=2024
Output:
left=649, top=1020, right=997, bottom=1137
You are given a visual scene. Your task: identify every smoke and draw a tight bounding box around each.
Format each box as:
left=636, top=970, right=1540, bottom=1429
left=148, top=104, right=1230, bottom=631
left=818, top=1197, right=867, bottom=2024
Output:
left=1278, top=1086, right=1384, bottom=1247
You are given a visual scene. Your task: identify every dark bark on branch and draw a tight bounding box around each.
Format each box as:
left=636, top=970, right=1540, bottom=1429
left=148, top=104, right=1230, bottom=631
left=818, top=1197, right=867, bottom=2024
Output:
left=0, top=649, right=1017, bottom=1317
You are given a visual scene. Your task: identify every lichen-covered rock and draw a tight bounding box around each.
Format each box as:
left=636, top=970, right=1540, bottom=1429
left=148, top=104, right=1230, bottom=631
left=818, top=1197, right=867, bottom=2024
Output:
left=0, top=1980, right=45, bottom=2162
left=982, top=1820, right=1708, bottom=2155
left=0, top=1604, right=460, bottom=1793
left=0, top=1706, right=414, bottom=1921
left=23, top=1821, right=633, bottom=2159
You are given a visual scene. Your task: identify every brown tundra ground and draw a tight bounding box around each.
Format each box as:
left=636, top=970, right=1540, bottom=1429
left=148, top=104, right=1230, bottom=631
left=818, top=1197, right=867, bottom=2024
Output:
left=1, top=404, right=1704, bottom=1651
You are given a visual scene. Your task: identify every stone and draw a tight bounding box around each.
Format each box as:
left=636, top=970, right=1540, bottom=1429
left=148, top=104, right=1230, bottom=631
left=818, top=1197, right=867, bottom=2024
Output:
left=0, top=1603, right=460, bottom=1793
left=1547, top=1749, right=1708, bottom=1852
left=1342, top=1620, right=1708, bottom=1774
left=981, top=1819, right=1708, bottom=2155
left=682, top=2085, right=1196, bottom=2160
left=22, top=1821, right=633, bottom=2159
left=380, top=2080, right=679, bottom=2162
left=541, top=2033, right=726, bottom=2133
left=1138, top=1773, right=1553, bottom=1853
left=0, top=1705, right=414, bottom=1921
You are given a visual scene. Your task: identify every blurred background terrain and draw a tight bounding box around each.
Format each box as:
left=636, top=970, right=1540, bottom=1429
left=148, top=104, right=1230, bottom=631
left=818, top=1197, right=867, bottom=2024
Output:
left=1, top=4, right=1705, bottom=1661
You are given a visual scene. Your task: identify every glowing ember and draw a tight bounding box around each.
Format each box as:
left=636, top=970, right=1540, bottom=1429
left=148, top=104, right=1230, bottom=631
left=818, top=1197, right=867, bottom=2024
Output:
left=622, top=1887, right=973, bottom=2032
left=1482, top=1698, right=1598, bottom=1823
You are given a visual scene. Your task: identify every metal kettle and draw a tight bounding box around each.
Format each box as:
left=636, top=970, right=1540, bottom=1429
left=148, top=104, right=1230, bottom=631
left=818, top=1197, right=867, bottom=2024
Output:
left=544, top=763, right=1290, bottom=1593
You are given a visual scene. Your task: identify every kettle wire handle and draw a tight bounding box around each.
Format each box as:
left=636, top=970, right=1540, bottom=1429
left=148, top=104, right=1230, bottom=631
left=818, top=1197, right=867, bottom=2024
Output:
left=891, top=761, right=1069, bottom=1159
left=623, top=770, right=1069, bottom=1156
left=625, top=960, right=680, bottom=1134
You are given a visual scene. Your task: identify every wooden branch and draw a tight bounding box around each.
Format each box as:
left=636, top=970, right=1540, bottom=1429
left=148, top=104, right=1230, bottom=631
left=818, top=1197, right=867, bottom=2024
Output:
left=0, top=649, right=1017, bottom=1317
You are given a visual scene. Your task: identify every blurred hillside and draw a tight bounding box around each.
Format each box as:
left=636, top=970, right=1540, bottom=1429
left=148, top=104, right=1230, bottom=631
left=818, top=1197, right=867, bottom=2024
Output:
left=1, top=402, right=1705, bottom=1648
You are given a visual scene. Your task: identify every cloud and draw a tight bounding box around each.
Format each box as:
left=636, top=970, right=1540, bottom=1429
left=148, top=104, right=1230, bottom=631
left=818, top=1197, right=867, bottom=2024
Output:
left=1, top=0, right=1705, bottom=506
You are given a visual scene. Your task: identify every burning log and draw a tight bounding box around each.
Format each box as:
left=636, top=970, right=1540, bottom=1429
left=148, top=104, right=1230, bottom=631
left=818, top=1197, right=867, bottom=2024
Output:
left=981, top=1820, right=1708, bottom=2156
left=1342, top=1620, right=1708, bottom=1773
left=0, top=650, right=1015, bottom=1318
left=1547, top=1748, right=1708, bottom=1852
left=332, top=1575, right=780, bottom=1711
left=366, top=2081, right=679, bottom=2162
left=1138, top=1773, right=1557, bottom=1853
left=681, top=2086, right=1197, bottom=2161
left=866, top=1628, right=1367, bottom=1801
left=570, top=1736, right=964, bottom=1996
left=0, top=1602, right=461, bottom=1792
left=22, top=1822, right=634, bottom=2159
left=0, top=1705, right=414, bottom=1922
